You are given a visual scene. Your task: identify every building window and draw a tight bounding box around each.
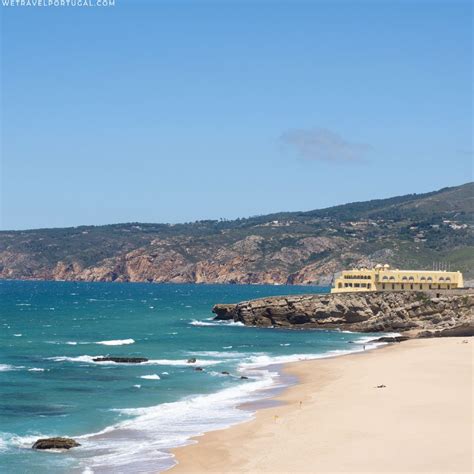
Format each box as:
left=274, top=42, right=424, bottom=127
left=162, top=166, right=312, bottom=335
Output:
left=392, top=284, right=395, bottom=290
left=382, top=284, right=385, bottom=289
left=419, top=284, right=422, bottom=290
left=401, top=284, right=404, bottom=289
left=368, top=283, right=371, bottom=289
left=338, top=283, right=342, bottom=288
left=410, top=284, right=413, bottom=290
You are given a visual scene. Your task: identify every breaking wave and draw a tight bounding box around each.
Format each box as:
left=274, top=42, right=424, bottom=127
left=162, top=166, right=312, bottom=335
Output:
left=190, top=319, right=244, bottom=327
left=94, top=339, right=135, bottom=346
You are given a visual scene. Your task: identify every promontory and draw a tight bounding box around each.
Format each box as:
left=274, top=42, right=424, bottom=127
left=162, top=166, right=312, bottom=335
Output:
left=212, top=290, right=474, bottom=337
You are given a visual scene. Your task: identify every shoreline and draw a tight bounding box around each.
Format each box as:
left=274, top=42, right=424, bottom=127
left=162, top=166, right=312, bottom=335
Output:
left=168, top=337, right=473, bottom=473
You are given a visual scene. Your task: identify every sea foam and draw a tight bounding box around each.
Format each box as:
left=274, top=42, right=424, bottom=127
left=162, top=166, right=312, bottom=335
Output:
left=47, top=355, right=222, bottom=367
left=95, top=339, right=135, bottom=346
left=76, top=367, right=279, bottom=472
left=190, top=319, right=244, bottom=327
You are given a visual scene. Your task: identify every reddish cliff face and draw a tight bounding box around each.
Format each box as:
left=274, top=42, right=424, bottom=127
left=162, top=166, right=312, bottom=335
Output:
left=41, top=236, right=342, bottom=284
left=1, top=183, right=472, bottom=284
left=0, top=234, right=352, bottom=285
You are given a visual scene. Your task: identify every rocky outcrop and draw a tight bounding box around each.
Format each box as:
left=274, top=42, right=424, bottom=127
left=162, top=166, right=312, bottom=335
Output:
left=212, top=291, right=474, bottom=337
left=92, top=357, right=148, bottom=363
left=32, top=438, right=80, bottom=450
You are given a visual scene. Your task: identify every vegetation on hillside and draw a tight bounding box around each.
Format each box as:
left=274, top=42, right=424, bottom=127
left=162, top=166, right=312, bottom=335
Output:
left=0, top=183, right=472, bottom=283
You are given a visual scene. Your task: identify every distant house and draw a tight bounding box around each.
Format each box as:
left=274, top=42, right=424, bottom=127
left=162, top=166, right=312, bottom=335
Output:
left=331, top=264, right=464, bottom=293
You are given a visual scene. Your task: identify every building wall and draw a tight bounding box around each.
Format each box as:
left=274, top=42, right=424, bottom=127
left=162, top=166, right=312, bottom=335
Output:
left=331, top=268, right=464, bottom=294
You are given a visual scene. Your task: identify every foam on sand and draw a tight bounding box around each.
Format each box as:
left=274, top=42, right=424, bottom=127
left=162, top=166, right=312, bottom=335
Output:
left=13, top=333, right=391, bottom=473
left=75, top=366, right=280, bottom=473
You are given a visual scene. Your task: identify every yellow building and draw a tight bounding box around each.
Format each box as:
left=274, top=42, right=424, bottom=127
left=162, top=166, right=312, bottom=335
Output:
left=331, top=264, right=464, bottom=294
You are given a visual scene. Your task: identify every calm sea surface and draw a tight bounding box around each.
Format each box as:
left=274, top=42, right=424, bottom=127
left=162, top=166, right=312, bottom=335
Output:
left=0, top=281, right=383, bottom=473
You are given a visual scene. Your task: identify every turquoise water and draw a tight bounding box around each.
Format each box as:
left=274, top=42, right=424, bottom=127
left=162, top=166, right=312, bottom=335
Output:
left=0, top=281, right=382, bottom=473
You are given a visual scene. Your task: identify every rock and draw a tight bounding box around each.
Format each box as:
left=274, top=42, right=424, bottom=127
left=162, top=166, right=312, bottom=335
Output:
left=211, top=291, right=474, bottom=337
left=240, top=376, right=249, bottom=379
left=187, top=358, right=197, bottom=364
left=418, top=322, right=474, bottom=338
left=212, top=304, right=237, bottom=320
left=32, top=437, right=80, bottom=450
left=221, top=371, right=230, bottom=375
left=375, top=384, right=386, bottom=389
left=194, top=367, right=204, bottom=371
left=92, top=357, right=148, bottom=363
left=373, top=336, right=410, bottom=343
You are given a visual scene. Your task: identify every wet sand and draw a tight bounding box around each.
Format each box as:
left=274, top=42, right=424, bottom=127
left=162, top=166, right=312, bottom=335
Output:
left=169, top=337, right=473, bottom=473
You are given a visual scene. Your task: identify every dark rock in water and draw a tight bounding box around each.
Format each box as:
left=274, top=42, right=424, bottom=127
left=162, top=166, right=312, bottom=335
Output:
left=221, top=371, right=230, bottom=375
left=187, top=358, right=197, bottom=364
left=240, top=376, right=249, bottom=379
left=373, top=336, right=410, bottom=343
left=212, top=304, right=236, bottom=320
left=194, top=367, right=204, bottom=371
left=92, top=357, right=148, bottom=363
left=32, top=437, right=80, bottom=450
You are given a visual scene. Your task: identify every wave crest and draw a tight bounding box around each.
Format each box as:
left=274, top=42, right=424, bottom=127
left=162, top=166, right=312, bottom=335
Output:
left=95, top=339, right=135, bottom=346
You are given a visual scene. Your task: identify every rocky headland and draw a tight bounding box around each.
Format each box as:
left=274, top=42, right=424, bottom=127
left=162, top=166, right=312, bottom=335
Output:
left=213, top=290, right=474, bottom=337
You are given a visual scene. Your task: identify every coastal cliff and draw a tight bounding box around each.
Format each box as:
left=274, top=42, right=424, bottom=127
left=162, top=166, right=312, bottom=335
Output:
left=212, top=291, right=474, bottom=337
left=0, top=183, right=472, bottom=284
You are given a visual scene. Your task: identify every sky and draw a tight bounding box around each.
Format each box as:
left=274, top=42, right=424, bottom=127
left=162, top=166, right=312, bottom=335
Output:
left=1, top=0, right=472, bottom=230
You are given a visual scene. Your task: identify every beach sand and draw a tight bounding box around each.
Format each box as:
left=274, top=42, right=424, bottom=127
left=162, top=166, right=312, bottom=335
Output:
left=169, top=337, right=473, bottom=473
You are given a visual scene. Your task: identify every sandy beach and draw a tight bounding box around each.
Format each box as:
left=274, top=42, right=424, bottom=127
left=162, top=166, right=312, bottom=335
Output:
left=170, top=337, right=473, bottom=474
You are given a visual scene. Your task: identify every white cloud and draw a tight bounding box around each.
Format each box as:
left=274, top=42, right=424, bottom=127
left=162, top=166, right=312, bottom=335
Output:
left=280, top=128, right=371, bottom=163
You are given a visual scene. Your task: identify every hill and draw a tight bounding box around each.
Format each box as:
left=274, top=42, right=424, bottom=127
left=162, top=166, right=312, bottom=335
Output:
left=0, top=182, right=472, bottom=284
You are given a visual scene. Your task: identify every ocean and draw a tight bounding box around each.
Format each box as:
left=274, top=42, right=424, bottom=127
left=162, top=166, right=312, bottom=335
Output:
left=0, top=281, right=384, bottom=473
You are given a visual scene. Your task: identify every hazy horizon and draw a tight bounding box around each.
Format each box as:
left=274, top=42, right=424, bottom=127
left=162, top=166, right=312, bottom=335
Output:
left=1, top=1, right=472, bottom=230
left=1, top=180, right=471, bottom=232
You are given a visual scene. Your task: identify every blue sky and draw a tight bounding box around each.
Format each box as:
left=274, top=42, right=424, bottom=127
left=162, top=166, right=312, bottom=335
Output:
left=1, top=0, right=472, bottom=230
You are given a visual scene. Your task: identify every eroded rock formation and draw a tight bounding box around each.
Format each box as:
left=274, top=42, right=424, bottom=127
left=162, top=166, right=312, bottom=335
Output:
left=212, top=291, right=474, bottom=337
left=32, top=438, right=80, bottom=450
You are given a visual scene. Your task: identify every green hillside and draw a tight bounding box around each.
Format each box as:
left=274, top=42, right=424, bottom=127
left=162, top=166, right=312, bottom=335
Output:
left=0, top=183, right=472, bottom=283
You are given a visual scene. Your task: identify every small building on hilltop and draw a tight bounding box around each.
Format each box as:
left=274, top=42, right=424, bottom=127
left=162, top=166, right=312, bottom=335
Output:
left=331, top=264, right=464, bottom=293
